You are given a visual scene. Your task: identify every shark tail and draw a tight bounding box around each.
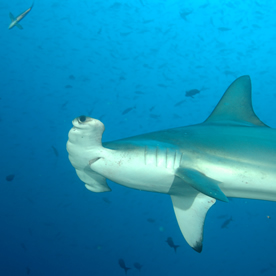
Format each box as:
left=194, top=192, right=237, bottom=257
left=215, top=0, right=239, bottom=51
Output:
left=173, top=245, right=180, bottom=253
left=124, top=267, right=131, bottom=275
left=30, top=1, right=35, bottom=10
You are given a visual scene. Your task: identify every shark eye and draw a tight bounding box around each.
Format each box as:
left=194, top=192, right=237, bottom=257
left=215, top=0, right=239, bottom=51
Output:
left=78, top=115, right=87, bottom=123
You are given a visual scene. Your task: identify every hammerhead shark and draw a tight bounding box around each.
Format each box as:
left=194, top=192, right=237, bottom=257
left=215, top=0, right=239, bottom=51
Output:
left=67, top=76, right=276, bottom=252
left=8, top=2, right=34, bottom=30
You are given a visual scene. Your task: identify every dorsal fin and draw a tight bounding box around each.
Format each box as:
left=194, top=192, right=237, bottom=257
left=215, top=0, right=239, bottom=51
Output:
left=204, top=75, right=267, bottom=127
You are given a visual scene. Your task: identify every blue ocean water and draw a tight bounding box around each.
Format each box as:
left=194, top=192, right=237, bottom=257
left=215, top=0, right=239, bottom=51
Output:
left=1, top=0, right=276, bottom=275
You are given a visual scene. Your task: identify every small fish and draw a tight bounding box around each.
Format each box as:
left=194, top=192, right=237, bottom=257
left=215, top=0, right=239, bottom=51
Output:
left=179, top=9, right=193, bottom=21
left=69, top=75, right=75, bottom=80
left=224, top=70, right=237, bottom=78
left=221, top=217, right=233, bottom=228
left=110, top=2, right=122, bottom=9
left=55, top=232, right=62, bottom=239
left=120, top=32, right=131, bottom=37
left=158, top=83, right=168, bottom=88
left=133, top=262, right=142, bottom=271
left=218, top=27, right=232, bottom=31
left=20, top=242, right=27, bottom=251
left=61, top=101, right=68, bottom=109
left=252, top=24, right=261, bottom=29
left=185, top=89, right=200, bottom=98
left=6, top=174, right=15, bottom=182
left=260, top=268, right=269, bottom=274
left=102, top=197, right=111, bottom=204
left=199, top=3, right=210, bottom=8
left=173, top=114, right=182, bottom=119
left=65, top=85, right=72, bottom=89
left=174, top=99, right=186, bottom=107
left=122, top=107, right=135, bottom=115
left=8, top=2, right=34, bottom=30
left=166, top=237, right=179, bottom=253
left=143, top=64, right=153, bottom=69
left=143, top=19, right=154, bottom=24
left=147, top=218, right=155, bottom=223
left=51, top=146, right=59, bottom=157
left=26, top=197, right=34, bottom=204
left=118, top=259, right=131, bottom=275
left=135, top=91, right=144, bottom=95
left=150, top=114, right=160, bottom=119
left=139, top=0, right=145, bottom=7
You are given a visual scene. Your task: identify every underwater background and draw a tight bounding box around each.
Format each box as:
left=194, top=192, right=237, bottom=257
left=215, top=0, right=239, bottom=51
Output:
left=1, top=0, right=276, bottom=275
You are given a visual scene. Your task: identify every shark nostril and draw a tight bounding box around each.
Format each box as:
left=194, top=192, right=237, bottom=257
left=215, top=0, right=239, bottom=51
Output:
left=78, top=115, right=86, bottom=123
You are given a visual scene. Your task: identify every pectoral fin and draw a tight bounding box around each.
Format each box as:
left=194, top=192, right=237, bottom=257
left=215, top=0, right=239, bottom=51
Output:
left=171, top=193, right=216, bottom=252
left=9, top=12, right=15, bottom=21
left=176, top=168, right=228, bottom=202
left=76, top=166, right=111, bottom=192
left=16, top=23, right=23, bottom=30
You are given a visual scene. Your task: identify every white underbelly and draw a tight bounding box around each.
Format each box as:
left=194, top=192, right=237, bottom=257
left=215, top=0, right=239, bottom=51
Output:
left=200, top=161, right=276, bottom=201
left=90, top=148, right=178, bottom=193
left=91, top=158, right=175, bottom=193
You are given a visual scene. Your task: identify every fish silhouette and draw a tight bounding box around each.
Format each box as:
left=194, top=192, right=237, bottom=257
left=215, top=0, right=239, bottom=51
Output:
left=166, top=237, right=180, bottom=252
left=134, top=262, right=142, bottom=271
left=118, top=259, right=131, bottom=275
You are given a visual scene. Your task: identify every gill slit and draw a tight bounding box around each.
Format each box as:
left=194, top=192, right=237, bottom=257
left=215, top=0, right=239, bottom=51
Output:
left=173, top=151, right=176, bottom=169
left=180, top=152, right=183, bottom=167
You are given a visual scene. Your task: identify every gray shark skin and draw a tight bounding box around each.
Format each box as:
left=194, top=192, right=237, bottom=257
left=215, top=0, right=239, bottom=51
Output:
left=66, top=76, right=276, bottom=253
left=8, top=2, right=34, bottom=30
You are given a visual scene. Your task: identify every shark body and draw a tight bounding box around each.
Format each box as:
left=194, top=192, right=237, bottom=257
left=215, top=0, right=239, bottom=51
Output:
left=8, top=2, right=34, bottom=30
left=66, top=76, right=276, bottom=252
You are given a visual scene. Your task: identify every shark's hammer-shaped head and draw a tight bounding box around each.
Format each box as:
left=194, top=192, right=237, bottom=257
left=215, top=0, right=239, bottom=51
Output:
left=67, top=116, right=104, bottom=168
left=67, top=116, right=111, bottom=192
